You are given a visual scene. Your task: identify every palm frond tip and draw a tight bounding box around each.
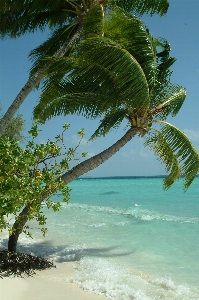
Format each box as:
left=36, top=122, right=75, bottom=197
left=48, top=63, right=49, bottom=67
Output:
left=160, top=123, right=199, bottom=189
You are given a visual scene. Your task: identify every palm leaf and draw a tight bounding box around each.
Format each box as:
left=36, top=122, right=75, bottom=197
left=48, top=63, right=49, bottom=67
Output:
left=34, top=61, right=125, bottom=122
left=109, top=0, right=169, bottom=16
left=90, top=109, right=128, bottom=140
left=29, top=3, right=105, bottom=76
left=158, top=57, right=176, bottom=83
left=0, top=0, right=169, bottom=39
left=29, top=23, right=79, bottom=75
left=153, top=122, right=199, bottom=189
left=82, top=4, right=104, bottom=38
left=157, top=85, right=186, bottom=116
left=104, top=7, right=157, bottom=89
left=73, top=43, right=150, bottom=111
left=0, top=0, right=77, bottom=38
left=34, top=41, right=150, bottom=123
left=144, top=129, right=181, bottom=189
left=149, top=84, right=186, bottom=120
left=35, top=59, right=123, bottom=120
left=34, top=92, right=116, bottom=123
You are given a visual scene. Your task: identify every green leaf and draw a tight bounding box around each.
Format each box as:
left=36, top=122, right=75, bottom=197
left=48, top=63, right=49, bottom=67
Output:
left=104, top=7, right=157, bottom=89
left=78, top=128, right=86, bottom=137
left=34, top=39, right=150, bottom=123
left=82, top=4, right=104, bottom=38
left=78, top=44, right=150, bottom=109
left=109, top=0, right=169, bottom=16
left=144, top=129, right=181, bottom=189
left=90, top=109, right=127, bottom=140
left=63, top=123, right=70, bottom=130
left=151, top=122, right=199, bottom=189
left=0, top=0, right=78, bottom=38
left=29, top=23, right=78, bottom=76
left=156, top=85, right=186, bottom=117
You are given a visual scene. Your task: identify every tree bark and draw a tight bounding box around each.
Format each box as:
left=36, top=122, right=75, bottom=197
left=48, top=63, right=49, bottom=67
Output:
left=7, top=128, right=137, bottom=251
left=0, top=24, right=83, bottom=137
left=8, top=206, right=30, bottom=252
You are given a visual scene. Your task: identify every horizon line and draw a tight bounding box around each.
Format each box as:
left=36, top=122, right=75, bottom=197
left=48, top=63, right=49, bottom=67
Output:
left=78, top=175, right=199, bottom=179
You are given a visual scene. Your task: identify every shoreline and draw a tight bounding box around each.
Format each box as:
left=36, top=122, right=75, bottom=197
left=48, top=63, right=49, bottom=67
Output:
left=0, top=230, right=109, bottom=300
left=0, top=262, right=109, bottom=300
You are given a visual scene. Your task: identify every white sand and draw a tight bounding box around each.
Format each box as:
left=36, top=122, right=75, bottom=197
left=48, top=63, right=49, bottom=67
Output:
left=0, top=262, right=109, bottom=300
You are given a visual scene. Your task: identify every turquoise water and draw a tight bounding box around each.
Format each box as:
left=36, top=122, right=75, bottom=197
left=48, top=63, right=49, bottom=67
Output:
left=1, top=177, right=199, bottom=299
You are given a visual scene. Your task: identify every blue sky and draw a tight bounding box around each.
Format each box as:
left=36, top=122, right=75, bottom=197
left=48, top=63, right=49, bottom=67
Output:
left=0, top=0, right=199, bottom=178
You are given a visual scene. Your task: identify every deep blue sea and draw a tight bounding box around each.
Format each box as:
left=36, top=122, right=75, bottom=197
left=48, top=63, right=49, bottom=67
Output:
left=1, top=177, right=199, bottom=299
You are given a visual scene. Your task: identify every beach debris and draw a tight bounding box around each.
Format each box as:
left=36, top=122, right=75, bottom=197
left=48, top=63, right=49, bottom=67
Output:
left=0, top=250, right=55, bottom=278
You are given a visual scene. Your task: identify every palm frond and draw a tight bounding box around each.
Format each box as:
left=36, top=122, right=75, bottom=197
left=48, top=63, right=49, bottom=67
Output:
left=154, top=122, right=199, bottom=189
left=108, top=0, right=169, bottom=16
left=158, top=57, right=176, bottom=83
left=90, top=109, right=128, bottom=140
left=146, top=38, right=176, bottom=108
left=150, top=84, right=186, bottom=120
left=29, top=23, right=79, bottom=75
left=104, top=7, right=157, bottom=89
left=153, top=38, right=176, bottom=86
left=82, top=4, right=104, bottom=38
left=35, top=58, right=122, bottom=119
left=34, top=61, right=124, bottom=122
left=158, top=85, right=186, bottom=116
left=74, top=42, right=150, bottom=111
left=73, top=35, right=121, bottom=57
left=28, top=3, right=105, bottom=75
left=144, top=128, right=180, bottom=189
left=0, top=0, right=77, bottom=38
left=34, top=92, right=115, bottom=123
left=34, top=40, right=150, bottom=123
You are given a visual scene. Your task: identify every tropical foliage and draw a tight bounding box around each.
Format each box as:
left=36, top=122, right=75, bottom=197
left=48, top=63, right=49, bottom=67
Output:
left=0, top=0, right=169, bottom=135
left=33, top=5, right=199, bottom=190
left=0, top=0, right=169, bottom=38
left=0, top=124, right=86, bottom=251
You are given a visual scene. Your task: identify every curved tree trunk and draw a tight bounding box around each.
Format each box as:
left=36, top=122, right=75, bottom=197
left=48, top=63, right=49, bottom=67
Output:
left=8, top=128, right=137, bottom=251
left=62, top=128, right=137, bottom=184
left=0, top=24, right=83, bottom=137
left=8, top=206, right=31, bottom=252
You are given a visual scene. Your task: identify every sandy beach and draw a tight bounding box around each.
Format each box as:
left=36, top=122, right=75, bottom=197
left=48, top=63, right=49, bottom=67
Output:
left=0, top=261, right=109, bottom=300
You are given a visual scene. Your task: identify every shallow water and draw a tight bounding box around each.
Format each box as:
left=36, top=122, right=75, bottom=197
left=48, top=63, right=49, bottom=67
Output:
left=1, top=177, right=199, bottom=299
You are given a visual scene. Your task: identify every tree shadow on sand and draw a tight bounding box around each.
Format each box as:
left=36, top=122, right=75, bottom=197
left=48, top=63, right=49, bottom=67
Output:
left=0, top=237, right=135, bottom=277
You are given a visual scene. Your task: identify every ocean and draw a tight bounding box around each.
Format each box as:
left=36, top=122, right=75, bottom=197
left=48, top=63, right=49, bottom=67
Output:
left=1, top=176, right=199, bottom=299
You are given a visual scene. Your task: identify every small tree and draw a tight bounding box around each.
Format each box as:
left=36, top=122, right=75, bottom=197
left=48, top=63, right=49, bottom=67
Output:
left=0, top=124, right=87, bottom=252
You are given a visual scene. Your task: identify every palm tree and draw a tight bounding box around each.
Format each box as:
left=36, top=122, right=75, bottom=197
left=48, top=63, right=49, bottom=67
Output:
left=34, top=6, right=199, bottom=190
left=0, top=0, right=169, bottom=136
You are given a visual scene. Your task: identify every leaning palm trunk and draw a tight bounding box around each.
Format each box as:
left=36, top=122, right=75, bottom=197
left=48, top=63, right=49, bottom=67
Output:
left=8, top=128, right=137, bottom=252
left=62, top=128, right=137, bottom=183
left=0, top=24, right=83, bottom=137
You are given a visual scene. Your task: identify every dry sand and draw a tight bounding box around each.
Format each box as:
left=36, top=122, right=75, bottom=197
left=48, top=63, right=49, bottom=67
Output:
left=0, top=262, right=109, bottom=300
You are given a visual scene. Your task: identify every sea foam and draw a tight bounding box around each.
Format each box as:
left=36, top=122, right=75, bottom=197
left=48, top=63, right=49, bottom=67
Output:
left=68, top=257, right=198, bottom=300
left=67, top=203, right=199, bottom=224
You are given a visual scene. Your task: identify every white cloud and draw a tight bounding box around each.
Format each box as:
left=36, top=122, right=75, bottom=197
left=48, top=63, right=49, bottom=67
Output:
left=183, top=129, right=199, bottom=142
